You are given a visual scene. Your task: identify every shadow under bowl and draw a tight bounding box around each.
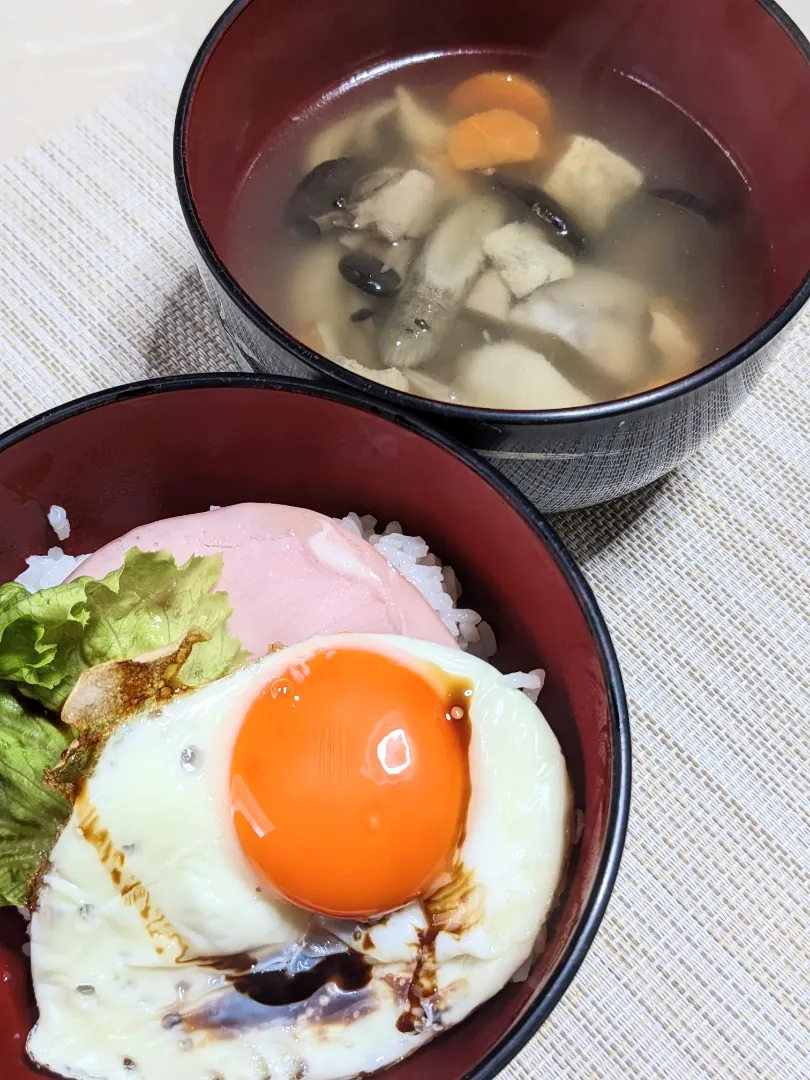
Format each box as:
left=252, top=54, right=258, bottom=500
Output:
left=0, top=375, right=629, bottom=1080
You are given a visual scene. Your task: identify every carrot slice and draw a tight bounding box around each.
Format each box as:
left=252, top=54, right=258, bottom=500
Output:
left=448, top=72, right=554, bottom=131
left=448, top=109, right=542, bottom=171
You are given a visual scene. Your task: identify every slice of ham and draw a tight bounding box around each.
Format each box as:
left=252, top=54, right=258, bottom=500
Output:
left=68, top=503, right=455, bottom=655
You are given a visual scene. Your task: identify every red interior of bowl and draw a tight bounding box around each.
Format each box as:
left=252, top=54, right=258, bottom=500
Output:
left=183, top=0, right=810, bottom=327
left=0, top=381, right=623, bottom=1079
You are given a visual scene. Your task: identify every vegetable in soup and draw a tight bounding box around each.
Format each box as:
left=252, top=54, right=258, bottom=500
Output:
left=226, top=53, right=769, bottom=409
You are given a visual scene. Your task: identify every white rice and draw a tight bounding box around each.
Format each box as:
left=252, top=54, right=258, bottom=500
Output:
left=339, top=513, right=497, bottom=658
left=15, top=547, right=88, bottom=593
left=17, top=908, right=32, bottom=956
left=47, top=504, right=70, bottom=541
left=338, top=513, right=544, bottom=702
left=14, top=506, right=86, bottom=591
left=13, top=507, right=544, bottom=703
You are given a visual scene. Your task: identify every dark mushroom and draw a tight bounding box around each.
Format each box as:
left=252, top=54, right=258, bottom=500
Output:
left=350, top=307, right=376, bottom=322
left=338, top=252, right=402, bottom=298
left=285, top=158, right=369, bottom=236
left=489, top=175, right=590, bottom=256
left=647, top=187, right=719, bottom=222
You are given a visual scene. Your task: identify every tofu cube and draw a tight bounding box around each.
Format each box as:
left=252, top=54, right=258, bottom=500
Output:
left=543, top=135, right=644, bottom=234
left=465, top=269, right=512, bottom=324
left=483, top=222, right=574, bottom=299
left=455, top=341, right=592, bottom=410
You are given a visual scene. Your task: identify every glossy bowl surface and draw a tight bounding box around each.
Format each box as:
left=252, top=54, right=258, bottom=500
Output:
left=175, top=0, right=810, bottom=511
left=0, top=375, right=630, bottom=1080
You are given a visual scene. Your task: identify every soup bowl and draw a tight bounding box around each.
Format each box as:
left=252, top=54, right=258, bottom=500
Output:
left=0, top=375, right=629, bottom=1079
left=174, top=0, right=810, bottom=512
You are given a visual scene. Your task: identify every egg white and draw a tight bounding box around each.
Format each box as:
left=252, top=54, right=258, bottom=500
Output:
left=27, top=635, right=571, bottom=1080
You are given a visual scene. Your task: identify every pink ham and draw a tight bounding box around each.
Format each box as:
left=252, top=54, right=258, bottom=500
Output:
left=69, top=503, right=455, bottom=655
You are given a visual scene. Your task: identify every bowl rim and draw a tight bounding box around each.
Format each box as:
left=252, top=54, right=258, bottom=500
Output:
left=173, top=0, right=810, bottom=428
left=0, top=373, right=630, bottom=1078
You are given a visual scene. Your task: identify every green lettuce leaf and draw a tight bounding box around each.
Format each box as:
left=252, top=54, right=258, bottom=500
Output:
left=0, top=548, right=247, bottom=710
left=0, top=689, right=71, bottom=907
left=0, top=578, right=88, bottom=703
left=0, top=548, right=249, bottom=907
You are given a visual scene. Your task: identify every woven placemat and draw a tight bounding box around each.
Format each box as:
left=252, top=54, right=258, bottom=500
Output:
left=0, top=55, right=808, bottom=1080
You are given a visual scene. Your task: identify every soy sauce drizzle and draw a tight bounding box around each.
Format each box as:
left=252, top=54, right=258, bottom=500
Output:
left=393, top=670, right=477, bottom=1035
left=176, top=948, right=376, bottom=1033
left=231, top=950, right=371, bottom=1007
left=395, top=914, right=441, bottom=1034
left=394, top=863, right=482, bottom=1036
left=76, top=795, right=193, bottom=963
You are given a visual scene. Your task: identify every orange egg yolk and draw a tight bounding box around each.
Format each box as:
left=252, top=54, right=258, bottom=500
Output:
left=229, top=647, right=470, bottom=920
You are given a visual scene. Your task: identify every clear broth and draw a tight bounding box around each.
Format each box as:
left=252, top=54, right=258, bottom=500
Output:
left=226, top=50, right=770, bottom=408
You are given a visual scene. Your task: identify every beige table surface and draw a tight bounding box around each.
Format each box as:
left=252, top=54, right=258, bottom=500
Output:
left=0, top=3, right=809, bottom=1080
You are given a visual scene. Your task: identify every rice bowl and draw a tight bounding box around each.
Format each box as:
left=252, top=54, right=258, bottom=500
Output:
left=0, top=374, right=630, bottom=1080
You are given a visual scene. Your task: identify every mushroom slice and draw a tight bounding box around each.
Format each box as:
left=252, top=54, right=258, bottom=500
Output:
left=455, top=341, right=592, bottom=409
left=649, top=297, right=702, bottom=383
left=379, top=197, right=506, bottom=370
left=596, top=191, right=719, bottom=315
left=303, top=99, right=397, bottom=171
left=509, top=268, right=651, bottom=389
left=395, top=86, right=449, bottom=156
left=352, top=99, right=399, bottom=156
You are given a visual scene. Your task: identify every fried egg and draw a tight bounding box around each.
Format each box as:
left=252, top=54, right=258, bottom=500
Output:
left=27, top=635, right=571, bottom=1080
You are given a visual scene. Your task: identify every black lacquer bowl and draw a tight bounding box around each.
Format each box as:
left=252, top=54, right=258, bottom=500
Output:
left=175, top=0, right=810, bottom=511
left=0, top=375, right=630, bottom=1080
